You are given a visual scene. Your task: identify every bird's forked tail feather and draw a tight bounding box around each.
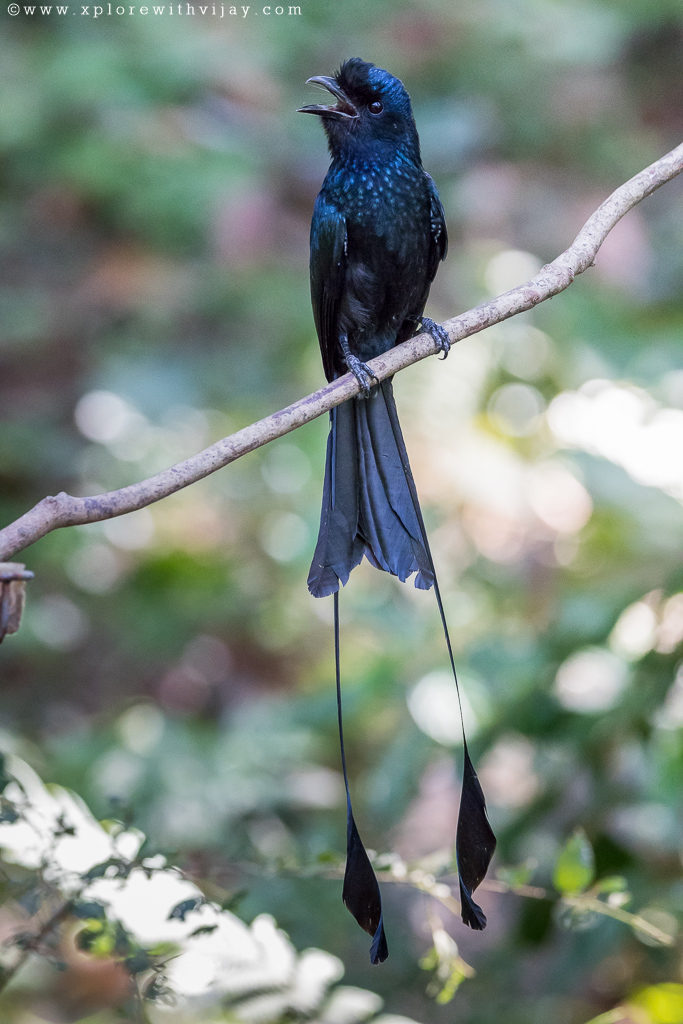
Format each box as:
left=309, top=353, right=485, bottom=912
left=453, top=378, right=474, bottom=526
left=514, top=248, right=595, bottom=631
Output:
left=307, top=379, right=434, bottom=598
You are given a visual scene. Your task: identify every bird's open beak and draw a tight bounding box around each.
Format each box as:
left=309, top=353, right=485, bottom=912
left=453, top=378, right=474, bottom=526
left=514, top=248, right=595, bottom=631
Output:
left=298, top=76, right=359, bottom=119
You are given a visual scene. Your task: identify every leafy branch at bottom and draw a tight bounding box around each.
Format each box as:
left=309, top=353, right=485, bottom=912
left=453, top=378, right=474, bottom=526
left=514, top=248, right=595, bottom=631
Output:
left=371, top=827, right=676, bottom=961
left=0, top=752, right=678, bottom=1023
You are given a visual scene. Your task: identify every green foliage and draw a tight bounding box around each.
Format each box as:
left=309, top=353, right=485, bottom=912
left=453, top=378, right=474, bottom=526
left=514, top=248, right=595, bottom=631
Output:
left=630, top=984, right=683, bottom=1024
left=584, top=984, right=683, bottom=1024
left=553, top=828, right=596, bottom=896
left=420, top=929, right=472, bottom=1005
left=0, top=756, right=420, bottom=1022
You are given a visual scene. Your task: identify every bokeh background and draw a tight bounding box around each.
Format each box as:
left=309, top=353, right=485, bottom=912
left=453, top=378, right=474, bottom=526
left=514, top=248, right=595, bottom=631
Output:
left=1, top=1, right=682, bottom=1022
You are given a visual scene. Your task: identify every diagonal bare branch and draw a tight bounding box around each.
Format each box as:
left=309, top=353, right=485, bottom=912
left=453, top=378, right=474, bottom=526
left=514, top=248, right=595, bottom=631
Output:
left=1, top=142, right=681, bottom=562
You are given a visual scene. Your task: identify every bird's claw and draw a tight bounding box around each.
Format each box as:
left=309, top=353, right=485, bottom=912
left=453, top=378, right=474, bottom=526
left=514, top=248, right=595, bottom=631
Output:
left=345, top=353, right=379, bottom=397
left=421, top=317, right=450, bottom=359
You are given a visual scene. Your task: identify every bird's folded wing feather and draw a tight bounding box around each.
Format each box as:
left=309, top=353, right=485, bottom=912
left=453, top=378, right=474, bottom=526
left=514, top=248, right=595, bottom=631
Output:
left=426, top=173, right=448, bottom=280
left=310, top=195, right=348, bottom=383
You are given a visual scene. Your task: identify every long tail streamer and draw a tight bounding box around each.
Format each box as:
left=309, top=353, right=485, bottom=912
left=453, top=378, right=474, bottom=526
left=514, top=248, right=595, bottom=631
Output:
left=383, top=386, right=497, bottom=929
left=331, top=384, right=496, bottom=963
left=334, top=591, right=388, bottom=963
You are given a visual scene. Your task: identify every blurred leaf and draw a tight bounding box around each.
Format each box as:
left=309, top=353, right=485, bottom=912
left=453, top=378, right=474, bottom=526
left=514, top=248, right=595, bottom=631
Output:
left=124, top=949, right=154, bottom=975
left=553, top=829, right=596, bottom=895
left=188, top=923, right=218, bottom=938
left=0, top=801, right=19, bottom=825
left=76, top=920, right=109, bottom=955
left=594, top=875, right=629, bottom=896
left=83, top=858, right=130, bottom=882
left=168, top=896, right=206, bottom=921
left=496, top=860, right=537, bottom=889
left=630, top=983, right=683, bottom=1024
left=420, top=927, right=473, bottom=1005
left=72, top=900, right=107, bottom=920
left=0, top=754, right=11, bottom=794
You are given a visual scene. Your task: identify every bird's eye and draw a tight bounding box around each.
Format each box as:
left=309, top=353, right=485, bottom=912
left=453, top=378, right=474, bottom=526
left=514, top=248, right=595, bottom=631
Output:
left=368, top=100, right=383, bottom=115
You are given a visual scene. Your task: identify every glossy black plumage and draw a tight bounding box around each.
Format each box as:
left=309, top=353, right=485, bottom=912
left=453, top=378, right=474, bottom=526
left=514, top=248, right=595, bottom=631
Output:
left=302, top=59, right=448, bottom=594
left=300, top=59, right=495, bottom=962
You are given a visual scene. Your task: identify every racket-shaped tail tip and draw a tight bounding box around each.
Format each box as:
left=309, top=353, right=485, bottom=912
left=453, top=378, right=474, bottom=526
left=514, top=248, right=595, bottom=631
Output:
left=343, top=812, right=389, bottom=963
left=456, top=746, right=497, bottom=930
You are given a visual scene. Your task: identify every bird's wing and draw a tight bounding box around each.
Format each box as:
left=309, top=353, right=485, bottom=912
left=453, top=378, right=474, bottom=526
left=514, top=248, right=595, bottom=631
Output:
left=310, top=194, right=348, bottom=383
left=426, top=173, right=448, bottom=281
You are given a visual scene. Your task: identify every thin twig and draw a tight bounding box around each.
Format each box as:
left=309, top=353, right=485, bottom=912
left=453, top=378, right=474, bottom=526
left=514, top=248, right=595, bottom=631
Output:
left=0, top=896, right=74, bottom=995
left=561, top=893, right=676, bottom=947
left=379, top=868, right=677, bottom=947
left=1, top=142, right=681, bottom=562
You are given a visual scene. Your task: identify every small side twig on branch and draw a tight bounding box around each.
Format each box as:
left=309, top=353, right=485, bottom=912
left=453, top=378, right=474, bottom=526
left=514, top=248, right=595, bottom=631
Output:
left=0, top=142, right=681, bottom=562
left=0, top=896, right=74, bottom=995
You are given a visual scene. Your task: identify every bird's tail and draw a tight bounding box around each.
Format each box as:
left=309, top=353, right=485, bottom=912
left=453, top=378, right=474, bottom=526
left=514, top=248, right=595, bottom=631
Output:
left=308, top=378, right=496, bottom=962
left=307, top=379, right=433, bottom=598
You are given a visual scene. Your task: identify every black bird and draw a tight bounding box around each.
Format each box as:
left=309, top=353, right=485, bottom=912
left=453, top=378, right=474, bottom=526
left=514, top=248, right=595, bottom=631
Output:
left=300, top=57, right=450, bottom=597
left=299, top=59, right=495, bottom=963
